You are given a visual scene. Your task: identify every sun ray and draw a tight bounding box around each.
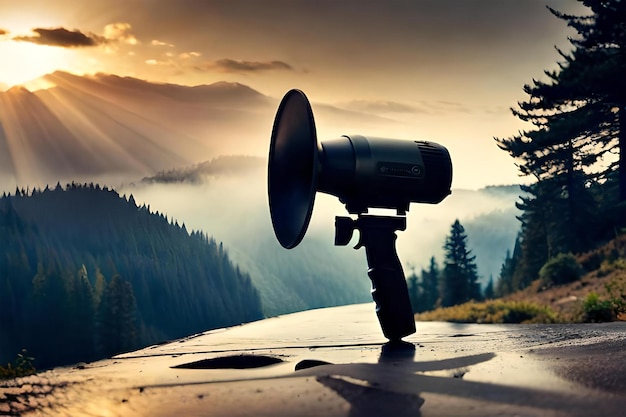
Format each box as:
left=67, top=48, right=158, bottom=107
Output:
left=0, top=41, right=75, bottom=88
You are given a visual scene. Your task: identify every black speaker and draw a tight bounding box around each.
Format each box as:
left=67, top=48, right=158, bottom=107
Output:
left=268, top=89, right=452, bottom=249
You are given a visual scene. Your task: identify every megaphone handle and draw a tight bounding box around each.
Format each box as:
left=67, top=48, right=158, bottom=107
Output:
left=356, top=218, right=416, bottom=341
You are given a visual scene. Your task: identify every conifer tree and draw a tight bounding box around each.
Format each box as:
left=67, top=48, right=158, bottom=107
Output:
left=0, top=186, right=264, bottom=368
left=96, top=274, right=138, bottom=357
left=406, top=271, right=420, bottom=314
left=484, top=276, right=495, bottom=300
left=420, top=256, right=440, bottom=311
left=495, top=1, right=626, bottom=290
left=440, top=220, right=481, bottom=307
left=497, top=1, right=626, bottom=199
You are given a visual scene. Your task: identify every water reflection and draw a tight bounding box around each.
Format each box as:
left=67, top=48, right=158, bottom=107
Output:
left=318, top=341, right=424, bottom=417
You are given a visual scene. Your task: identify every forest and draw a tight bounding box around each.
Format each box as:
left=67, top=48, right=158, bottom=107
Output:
left=494, top=0, right=626, bottom=296
left=0, top=183, right=263, bottom=370
left=408, top=1, right=626, bottom=317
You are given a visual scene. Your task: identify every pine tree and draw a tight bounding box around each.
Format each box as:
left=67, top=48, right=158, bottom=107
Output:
left=548, top=1, right=626, bottom=200
left=484, top=276, right=495, bottom=300
left=440, top=220, right=481, bottom=307
left=495, top=2, right=626, bottom=290
left=421, top=256, right=440, bottom=311
left=496, top=246, right=517, bottom=297
left=406, top=271, right=420, bottom=314
left=96, top=274, right=138, bottom=357
left=0, top=186, right=264, bottom=368
left=497, top=1, right=626, bottom=199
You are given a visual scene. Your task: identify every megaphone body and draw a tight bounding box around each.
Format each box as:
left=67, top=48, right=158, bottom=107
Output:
left=268, top=89, right=452, bottom=341
left=318, top=135, right=451, bottom=214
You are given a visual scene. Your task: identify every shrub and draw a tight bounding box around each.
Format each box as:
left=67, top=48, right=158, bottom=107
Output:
left=539, top=253, right=582, bottom=287
left=0, top=350, right=36, bottom=380
left=578, top=250, right=603, bottom=272
left=582, top=292, right=616, bottom=323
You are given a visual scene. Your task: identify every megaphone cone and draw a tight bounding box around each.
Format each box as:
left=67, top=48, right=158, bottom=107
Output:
left=268, top=89, right=318, bottom=249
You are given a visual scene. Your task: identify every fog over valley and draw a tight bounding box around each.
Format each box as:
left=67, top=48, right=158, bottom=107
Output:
left=0, top=72, right=524, bottom=316
left=124, top=157, right=521, bottom=314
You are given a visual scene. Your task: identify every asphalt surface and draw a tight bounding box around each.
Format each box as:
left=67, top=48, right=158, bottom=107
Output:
left=1, top=303, right=625, bottom=416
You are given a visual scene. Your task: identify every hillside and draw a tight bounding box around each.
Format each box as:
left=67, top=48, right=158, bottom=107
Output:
left=504, top=236, right=626, bottom=321
left=0, top=184, right=263, bottom=369
left=417, top=235, right=626, bottom=323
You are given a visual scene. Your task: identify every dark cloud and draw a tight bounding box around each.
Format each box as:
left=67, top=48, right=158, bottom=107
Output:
left=0, top=29, right=8, bottom=36
left=201, top=59, right=293, bottom=73
left=141, top=155, right=264, bottom=184
left=343, top=100, right=418, bottom=114
left=431, top=100, right=473, bottom=114
left=13, top=27, right=104, bottom=48
left=341, top=99, right=477, bottom=116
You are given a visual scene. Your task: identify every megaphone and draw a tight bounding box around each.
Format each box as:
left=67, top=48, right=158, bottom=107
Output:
left=268, top=89, right=452, bottom=341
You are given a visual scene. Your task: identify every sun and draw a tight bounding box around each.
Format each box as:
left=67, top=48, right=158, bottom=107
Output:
left=0, top=40, right=73, bottom=90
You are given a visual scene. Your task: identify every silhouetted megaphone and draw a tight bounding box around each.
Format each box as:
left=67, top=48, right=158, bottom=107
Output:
left=267, top=89, right=452, bottom=341
left=268, top=89, right=452, bottom=249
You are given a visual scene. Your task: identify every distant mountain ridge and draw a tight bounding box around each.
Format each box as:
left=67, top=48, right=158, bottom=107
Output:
left=0, top=71, right=274, bottom=188
left=0, top=184, right=263, bottom=369
left=0, top=71, right=400, bottom=191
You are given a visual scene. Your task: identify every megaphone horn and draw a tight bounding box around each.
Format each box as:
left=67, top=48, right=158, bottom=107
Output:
left=268, top=89, right=319, bottom=249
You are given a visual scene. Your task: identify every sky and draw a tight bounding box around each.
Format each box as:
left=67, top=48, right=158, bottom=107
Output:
left=0, top=0, right=589, bottom=189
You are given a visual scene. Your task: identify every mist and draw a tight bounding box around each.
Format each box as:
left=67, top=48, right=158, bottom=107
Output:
left=0, top=72, right=523, bottom=314
left=123, top=157, right=521, bottom=314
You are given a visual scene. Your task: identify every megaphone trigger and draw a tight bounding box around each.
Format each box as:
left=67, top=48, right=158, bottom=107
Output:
left=334, top=216, right=355, bottom=246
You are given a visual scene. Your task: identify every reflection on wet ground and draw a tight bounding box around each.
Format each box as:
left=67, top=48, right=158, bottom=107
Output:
left=2, top=303, right=626, bottom=416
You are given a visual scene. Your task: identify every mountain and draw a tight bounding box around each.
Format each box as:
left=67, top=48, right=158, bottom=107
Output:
left=127, top=159, right=522, bottom=314
left=0, top=184, right=263, bottom=369
left=0, top=72, right=274, bottom=188
left=0, top=71, right=397, bottom=191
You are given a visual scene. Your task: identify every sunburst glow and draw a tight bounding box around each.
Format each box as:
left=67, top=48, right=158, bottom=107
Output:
left=0, top=41, right=73, bottom=89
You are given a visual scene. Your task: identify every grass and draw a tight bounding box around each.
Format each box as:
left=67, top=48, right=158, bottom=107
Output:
left=418, top=257, right=626, bottom=325
left=416, top=300, right=561, bottom=324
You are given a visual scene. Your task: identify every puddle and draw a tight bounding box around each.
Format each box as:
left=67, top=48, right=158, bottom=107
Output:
left=171, top=354, right=283, bottom=369
left=295, top=359, right=332, bottom=370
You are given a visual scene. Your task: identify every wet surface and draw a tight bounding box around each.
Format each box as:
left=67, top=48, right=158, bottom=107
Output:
left=171, top=354, right=284, bottom=369
left=533, top=338, right=626, bottom=394
left=1, top=303, right=626, bottom=416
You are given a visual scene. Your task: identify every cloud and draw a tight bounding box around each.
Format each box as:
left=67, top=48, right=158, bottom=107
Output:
left=179, top=51, right=201, bottom=59
left=200, top=59, right=294, bottom=73
left=10, top=23, right=138, bottom=49
left=430, top=100, right=473, bottom=114
left=13, top=27, right=104, bottom=47
left=151, top=39, right=174, bottom=47
left=339, top=99, right=484, bottom=117
left=103, top=23, right=138, bottom=45
left=0, top=29, right=8, bottom=36
left=141, top=155, right=265, bottom=185
left=342, top=99, right=418, bottom=114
